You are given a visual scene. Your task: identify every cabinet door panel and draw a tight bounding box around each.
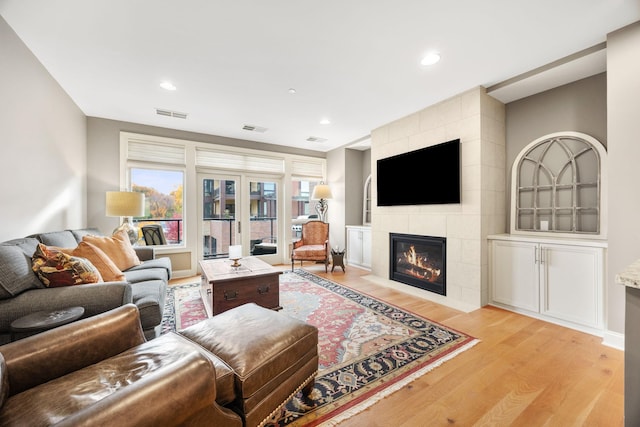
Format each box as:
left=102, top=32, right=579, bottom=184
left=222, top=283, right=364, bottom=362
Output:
left=491, top=240, right=539, bottom=311
left=362, top=228, right=371, bottom=268
left=540, top=244, right=603, bottom=328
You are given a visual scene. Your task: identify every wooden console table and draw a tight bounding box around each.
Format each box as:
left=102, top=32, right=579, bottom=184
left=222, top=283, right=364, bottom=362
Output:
left=199, top=257, right=281, bottom=316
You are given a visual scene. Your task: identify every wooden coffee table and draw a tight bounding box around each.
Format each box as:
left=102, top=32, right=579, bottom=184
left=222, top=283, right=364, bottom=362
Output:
left=199, top=257, right=282, bottom=317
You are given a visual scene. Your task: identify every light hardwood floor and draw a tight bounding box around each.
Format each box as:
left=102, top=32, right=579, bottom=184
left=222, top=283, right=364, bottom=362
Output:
left=172, top=263, right=623, bottom=426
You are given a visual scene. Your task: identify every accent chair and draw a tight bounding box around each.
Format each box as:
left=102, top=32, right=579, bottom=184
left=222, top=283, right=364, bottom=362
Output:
left=291, top=220, right=330, bottom=272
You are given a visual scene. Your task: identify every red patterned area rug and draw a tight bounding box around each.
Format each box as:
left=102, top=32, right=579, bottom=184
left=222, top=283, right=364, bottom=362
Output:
left=161, top=270, right=478, bottom=426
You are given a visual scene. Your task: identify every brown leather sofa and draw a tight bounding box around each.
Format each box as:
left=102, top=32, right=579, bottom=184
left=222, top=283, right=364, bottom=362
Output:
left=0, top=303, right=318, bottom=426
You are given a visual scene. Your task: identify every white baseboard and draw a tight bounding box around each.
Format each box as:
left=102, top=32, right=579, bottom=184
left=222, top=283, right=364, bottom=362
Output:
left=602, top=330, right=624, bottom=351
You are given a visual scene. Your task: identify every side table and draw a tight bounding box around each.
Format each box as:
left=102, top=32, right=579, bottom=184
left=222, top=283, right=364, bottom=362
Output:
left=10, top=306, right=85, bottom=341
left=331, top=252, right=345, bottom=272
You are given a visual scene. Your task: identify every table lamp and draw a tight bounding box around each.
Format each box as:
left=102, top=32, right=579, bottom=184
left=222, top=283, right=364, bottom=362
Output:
left=311, top=182, right=333, bottom=223
left=106, top=191, right=145, bottom=244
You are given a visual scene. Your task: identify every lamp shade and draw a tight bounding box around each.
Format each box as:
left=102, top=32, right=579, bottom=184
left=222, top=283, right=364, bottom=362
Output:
left=105, top=191, right=145, bottom=217
left=311, top=183, right=333, bottom=200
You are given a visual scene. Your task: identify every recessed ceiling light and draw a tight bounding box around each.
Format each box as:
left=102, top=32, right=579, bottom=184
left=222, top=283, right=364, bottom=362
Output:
left=420, top=52, right=441, bottom=66
left=320, top=118, right=331, bottom=125
left=160, top=81, right=177, bottom=91
left=288, top=88, right=297, bottom=94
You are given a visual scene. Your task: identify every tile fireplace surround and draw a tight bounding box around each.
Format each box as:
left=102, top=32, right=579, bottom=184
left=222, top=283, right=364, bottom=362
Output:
left=369, top=86, right=506, bottom=312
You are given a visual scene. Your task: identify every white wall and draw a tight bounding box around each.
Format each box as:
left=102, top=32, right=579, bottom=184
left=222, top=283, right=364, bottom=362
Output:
left=370, top=87, right=506, bottom=311
left=607, top=21, right=640, bottom=334
left=0, top=17, right=86, bottom=241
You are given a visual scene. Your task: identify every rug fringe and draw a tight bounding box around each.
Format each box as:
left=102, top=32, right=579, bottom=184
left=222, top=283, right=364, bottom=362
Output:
left=318, top=338, right=481, bottom=426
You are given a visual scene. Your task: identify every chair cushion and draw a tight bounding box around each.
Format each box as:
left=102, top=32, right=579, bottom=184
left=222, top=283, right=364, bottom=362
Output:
left=292, top=244, right=326, bottom=260
left=31, top=244, right=102, bottom=287
left=82, top=231, right=141, bottom=271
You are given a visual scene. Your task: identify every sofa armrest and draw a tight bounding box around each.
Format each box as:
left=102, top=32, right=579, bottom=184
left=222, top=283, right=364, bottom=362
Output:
left=0, top=304, right=145, bottom=396
left=134, top=246, right=155, bottom=261
left=0, top=282, right=133, bottom=333
left=56, top=353, right=223, bottom=427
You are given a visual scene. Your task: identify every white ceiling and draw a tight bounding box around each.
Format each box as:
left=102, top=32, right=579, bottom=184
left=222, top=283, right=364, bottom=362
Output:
left=1, top=1, right=638, bottom=153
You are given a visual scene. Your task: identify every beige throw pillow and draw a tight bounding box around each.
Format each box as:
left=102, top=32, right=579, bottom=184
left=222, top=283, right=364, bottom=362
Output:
left=61, top=242, right=126, bottom=282
left=82, top=230, right=141, bottom=272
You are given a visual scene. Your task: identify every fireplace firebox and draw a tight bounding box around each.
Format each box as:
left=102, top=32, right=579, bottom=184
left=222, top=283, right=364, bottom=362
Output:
left=389, top=233, right=446, bottom=296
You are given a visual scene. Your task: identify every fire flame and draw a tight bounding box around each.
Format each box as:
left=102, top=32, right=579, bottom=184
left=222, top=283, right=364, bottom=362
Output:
left=399, top=245, right=441, bottom=282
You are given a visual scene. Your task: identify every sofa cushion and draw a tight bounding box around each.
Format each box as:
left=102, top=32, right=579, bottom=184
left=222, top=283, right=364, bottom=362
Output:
left=123, top=268, right=168, bottom=284
left=82, top=231, right=141, bottom=271
left=69, top=228, right=102, bottom=244
left=33, top=230, right=78, bottom=248
left=63, top=242, right=126, bottom=283
left=130, top=280, right=166, bottom=329
left=31, top=244, right=102, bottom=288
left=125, top=257, right=172, bottom=279
left=0, top=242, right=43, bottom=300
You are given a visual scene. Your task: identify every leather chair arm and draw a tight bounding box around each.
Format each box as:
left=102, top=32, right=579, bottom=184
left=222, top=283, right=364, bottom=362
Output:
left=55, top=353, right=220, bottom=427
left=0, top=304, right=145, bottom=396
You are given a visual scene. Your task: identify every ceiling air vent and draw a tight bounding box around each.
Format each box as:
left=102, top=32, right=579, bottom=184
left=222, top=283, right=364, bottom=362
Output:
left=156, top=108, right=188, bottom=119
left=306, top=136, right=328, bottom=143
left=242, top=124, right=268, bottom=133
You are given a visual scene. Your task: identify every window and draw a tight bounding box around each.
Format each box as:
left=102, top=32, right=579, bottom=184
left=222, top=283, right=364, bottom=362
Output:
left=511, top=132, right=607, bottom=236
left=291, top=179, right=320, bottom=240
left=363, top=174, right=372, bottom=225
left=131, top=168, right=184, bottom=245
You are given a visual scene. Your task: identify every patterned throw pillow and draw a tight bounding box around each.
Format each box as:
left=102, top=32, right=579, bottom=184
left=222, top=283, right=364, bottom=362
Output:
left=31, top=244, right=102, bottom=288
left=82, top=230, right=141, bottom=271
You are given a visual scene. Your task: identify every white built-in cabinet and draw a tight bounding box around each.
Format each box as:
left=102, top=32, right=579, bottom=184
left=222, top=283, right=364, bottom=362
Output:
left=346, top=226, right=371, bottom=270
left=489, top=234, right=606, bottom=334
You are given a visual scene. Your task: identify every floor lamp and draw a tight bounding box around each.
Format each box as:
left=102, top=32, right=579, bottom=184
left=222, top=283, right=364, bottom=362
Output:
left=311, top=182, right=333, bottom=223
left=106, top=191, right=145, bottom=244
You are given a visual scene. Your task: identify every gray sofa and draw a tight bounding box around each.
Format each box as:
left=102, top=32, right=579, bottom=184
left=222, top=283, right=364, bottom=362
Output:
left=0, top=228, right=171, bottom=343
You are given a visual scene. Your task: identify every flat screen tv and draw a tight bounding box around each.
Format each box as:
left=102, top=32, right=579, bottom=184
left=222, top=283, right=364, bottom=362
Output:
left=377, top=139, right=460, bottom=206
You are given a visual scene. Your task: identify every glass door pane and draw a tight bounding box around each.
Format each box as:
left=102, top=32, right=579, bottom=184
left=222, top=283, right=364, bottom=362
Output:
left=291, top=179, right=319, bottom=241
left=200, top=174, right=240, bottom=259
left=249, top=179, right=278, bottom=257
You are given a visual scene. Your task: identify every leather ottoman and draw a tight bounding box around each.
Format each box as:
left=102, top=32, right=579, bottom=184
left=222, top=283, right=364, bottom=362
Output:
left=180, top=303, right=318, bottom=427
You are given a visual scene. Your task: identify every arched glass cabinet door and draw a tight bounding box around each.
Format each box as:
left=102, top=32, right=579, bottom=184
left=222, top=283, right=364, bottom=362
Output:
left=363, top=174, right=372, bottom=225
left=510, top=131, right=607, bottom=238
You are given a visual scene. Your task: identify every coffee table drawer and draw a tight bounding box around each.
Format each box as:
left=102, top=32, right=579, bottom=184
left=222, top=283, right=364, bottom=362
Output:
left=212, top=275, right=280, bottom=315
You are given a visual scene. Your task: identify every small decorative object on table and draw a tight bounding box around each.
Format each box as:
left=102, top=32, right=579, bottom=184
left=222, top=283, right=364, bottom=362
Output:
left=331, top=246, right=346, bottom=273
left=228, top=245, right=242, bottom=268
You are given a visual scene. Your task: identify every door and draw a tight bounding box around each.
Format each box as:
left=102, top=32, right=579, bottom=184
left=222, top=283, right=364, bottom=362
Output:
left=540, top=243, right=603, bottom=328
left=198, top=173, right=241, bottom=260
left=246, top=177, right=280, bottom=264
left=490, top=240, right=539, bottom=312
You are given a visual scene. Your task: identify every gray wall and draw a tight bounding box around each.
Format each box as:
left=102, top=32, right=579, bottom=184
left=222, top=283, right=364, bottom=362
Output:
left=344, top=148, right=364, bottom=227
left=504, top=73, right=607, bottom=230
left=0, top=16, right=86, bottom=241
left=608, top=21, right=640, bottom=336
